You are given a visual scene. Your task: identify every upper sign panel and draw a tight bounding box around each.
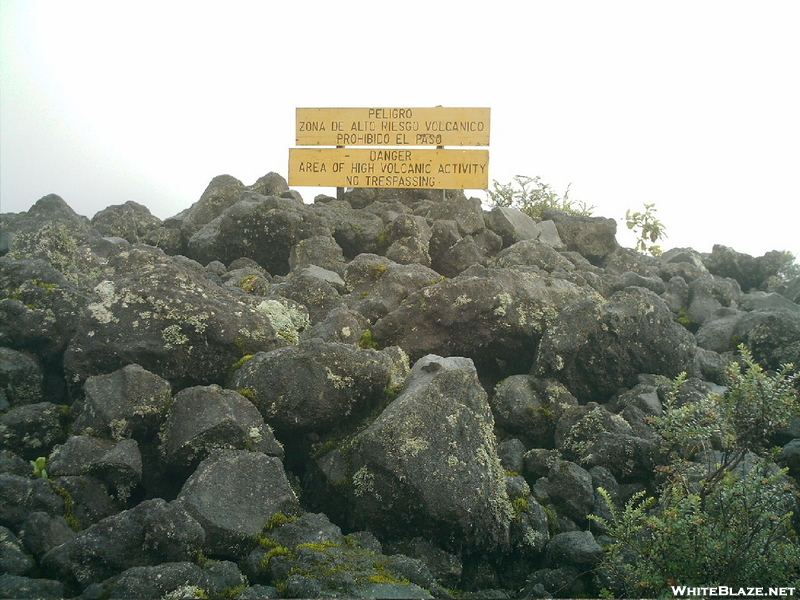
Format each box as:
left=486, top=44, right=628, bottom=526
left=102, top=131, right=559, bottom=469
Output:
left=296, top=107, right=490, bottom=147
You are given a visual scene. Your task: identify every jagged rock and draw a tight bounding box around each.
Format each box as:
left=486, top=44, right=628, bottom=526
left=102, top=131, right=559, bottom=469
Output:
left=0, top=348, right=43, bottom=409
left=228, top=340, right=393, bottom=435
left=554, top=403, right=658, bottom=480
left=703, top=245, right=794, bottom=292
left=372, top=266, right=596, bottom=374
left=385, top=213, right=433, bottom=267
left=246, top=511, right=444, bottom=599
left=301, top=306, right=369, bottom=345
left=733, top=309, right=800, bottom=370
left=0, top=402, right=69, bottom=462
left=486, top=206, right=546, bottom=248
left=741, top=290, right=800, bottom=313
left=40, top=498, right=205, bottom=590
left=289, top=235, right=347, bottom=275
left=330, top=355, right=513, bottom=553
left=0, top=573, right=64, bottom=599
left=660, top=247, right=711, bottom=283
left=62, top=252, right=288, bottom=389
left=0, top=524, right=33, bottom=575
left=695, top=308, right=746, bottom=353
left=84, top=438, right=143, bottom=503
left=533, top=287, right=697, bottom=403
left=544, top=530, right=604, bottom=569
left=183, top=174, right=246, bottom=226
left=0, top=257, right=88, bottom=369
left=343, top=254, right=443, bottom=323
left=492, top=239, right=575, bottom=273
left=490, top=376, right=578, bottom=448
left=177, top=450, right=299, bottom=558
left=0, top=475, right=64, bottom=529
left=685, top=276, right=742, bottom=327
left=91, top=201, right=162, bottom=243
left=0, top=450, right=29, bottom=476
left=273, top=272, right=344, bottom=324
left=161, top=385, right=283, bottom=478
left=429, top=220, right=503, bottom=277
left=72, top=365, right=170, bottom=441
left=90, top=560, right=246, bottom=600
left=311, top=201, right=386, bottom=259
left=51, top=476, right=119, bottom=529
left=533, top=459, right=594, bottom=526
left=186, top=193, right=328, bottom=275
left=18, top=511, right=77, bottom=558
left=428, top=196, right=485, bottom=236
left=541, top=210, right=619, bottom=265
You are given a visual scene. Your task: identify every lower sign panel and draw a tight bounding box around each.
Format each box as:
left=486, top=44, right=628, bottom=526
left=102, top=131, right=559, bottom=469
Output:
left=289, top=148, right=489, bottom=189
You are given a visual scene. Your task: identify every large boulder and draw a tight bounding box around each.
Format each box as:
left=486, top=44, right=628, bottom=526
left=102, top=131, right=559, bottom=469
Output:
left=176, top=450, right=299, bottom=558
left=533, top=287, right=697, bottom=402
left=161, top=384, right=284, bottom=477
left=372, top=266, right=596, bottom=373
left=39, top=498, right=205, bottom=590
left=90, top=201, right=162, bottom=243
left=62, top=249, right=288, bottom=389
left=541, top=210, right=619, bottom=265
left=317, top=355, right=513, bottom=553
left=186, top=193, right=328, bottom=275
left=228, top=340, right=394, bottom=436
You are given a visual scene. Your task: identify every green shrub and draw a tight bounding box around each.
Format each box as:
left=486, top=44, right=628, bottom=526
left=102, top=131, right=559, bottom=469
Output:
left=625, top=203, right=667, bottom=256
left=486, top=175, right=593, bottom=219
left=590, top=347, right=800, bottom=597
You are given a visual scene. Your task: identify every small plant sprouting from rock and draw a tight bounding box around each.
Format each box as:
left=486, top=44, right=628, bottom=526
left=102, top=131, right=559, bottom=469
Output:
left=625, top=202, right=667, bottom=256
left=31, top=456, right=48, bottom=479
left=486, top=175, right=594, bottom=219
left=589, top=348, right=800, bottom=597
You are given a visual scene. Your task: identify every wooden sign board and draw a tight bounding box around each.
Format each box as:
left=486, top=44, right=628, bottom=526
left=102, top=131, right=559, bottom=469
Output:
left=296, top=107, right=490, bottom=147
left=289, top=148, right=489, bottom=189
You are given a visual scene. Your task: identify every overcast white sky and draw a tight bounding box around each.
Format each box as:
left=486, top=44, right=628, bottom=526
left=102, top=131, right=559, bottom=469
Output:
left=2, top=1, right=799, bottom=260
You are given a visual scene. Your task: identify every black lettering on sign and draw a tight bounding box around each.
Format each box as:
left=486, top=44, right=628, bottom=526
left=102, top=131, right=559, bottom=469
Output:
left=299, top=121, right=326, bottom=132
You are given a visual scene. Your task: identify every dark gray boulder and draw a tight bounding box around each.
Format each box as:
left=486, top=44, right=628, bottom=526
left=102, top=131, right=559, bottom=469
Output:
left=544, top=530, right=604, bottom=570
left=695, top=308, right=746, bottom=353
left=228, top=341, right=393, bottom=435
left=0, top=348, right=43, bottom=408
left=186, top=193, right=328, bottom=275
left=91, top=201, right=162, bottom=243
left=18, top=511, right=77, bottom=558
left=50, top=475, right=119, bottom=530
left=72, top=364, right=171, bottom=441
left=182, top=174, right=246, bottom=227
left=289, top=234, right=347, bottom=275
left=39, top=497, right=205, bottom=590
left=428, top=220, right=503, bottom=278
left=428, top=196, right=485, bottom=236
left=0, top=402, right=70, bottom=461
left=0, top=474, right=64, bottom=529
left=533, top=287, right=697, bottom=403
left=532, top=459, right=594, bottom=526
left=0, top=524, right=33, bottom=575
left=338, top=355, right=513, bottom=553
left=343, top=254, right=443, bottom=323
left=486, top=206, right=549, bottom=248
left=492, top=239, right=575, bottom=273
left=490, top=375, right=578, bottom=448
left=732, top=309, right=800, bottom=370
left=177, top=450, right=299, bottom=558
left=62, top=252, right=288, bottom=389
left=0, top=573, right=64, bottom=599
left=301, top=306, right=369, bottom=345
left=541, top=210, right=619, bottom=265
left=703, top=245, right=794, bottom=292
left=161, top=384, right=283, bottom=477
left=372, top=266, right=596, bottom=372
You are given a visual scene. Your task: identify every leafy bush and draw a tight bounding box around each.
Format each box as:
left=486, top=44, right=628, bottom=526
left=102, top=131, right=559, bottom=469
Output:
left=486, top=175, right=594, bottom=219
left=625, top=203, right=667, bottom=256
left=590, top=347, right=800, bottom=597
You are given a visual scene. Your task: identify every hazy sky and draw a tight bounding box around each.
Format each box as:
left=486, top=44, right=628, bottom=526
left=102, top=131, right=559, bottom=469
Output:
left=2, top=1, right=799, bottom=260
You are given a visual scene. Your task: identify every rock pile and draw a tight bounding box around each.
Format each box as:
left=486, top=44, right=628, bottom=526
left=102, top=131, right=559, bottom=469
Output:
left=1, top=173, right=799, bottom=598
